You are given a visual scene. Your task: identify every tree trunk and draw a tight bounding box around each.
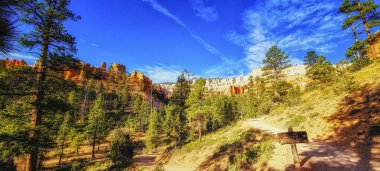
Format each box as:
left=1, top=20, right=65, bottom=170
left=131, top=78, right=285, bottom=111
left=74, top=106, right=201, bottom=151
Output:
left=357, top=1, right=371, bottom=37
left=91, top=131, right=97, bottom=159
left=37, top=152, right=43, bottom=170
left=352, top=25, right=362, bottom=59
left=178, top=124, right=181, bottom=144
left=58, top=134, right=66, bottom=165
left=139, top=117, right=142, bottom=133
left=362, top=17, right=371, bottom=37
left=198, top=120, right=202, bottom=142
left=25, top=36, right=49, bottom=171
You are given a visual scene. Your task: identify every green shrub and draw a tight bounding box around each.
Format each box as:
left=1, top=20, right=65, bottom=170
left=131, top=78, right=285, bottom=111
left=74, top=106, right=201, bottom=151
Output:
left=256, top=99, right=273, bottom=116
left=333, top=74, right=360, bottom=94
left=268, top=81, right=293, bottom=102
left=109, top=129, right=134, bottom=167
left=244, top=141, right=275, bottom=165
left=284, top=86, right=301, bottom=106
left=349, top=57, right=372, bottom=72
left=286, top=115, right=307, bottom=127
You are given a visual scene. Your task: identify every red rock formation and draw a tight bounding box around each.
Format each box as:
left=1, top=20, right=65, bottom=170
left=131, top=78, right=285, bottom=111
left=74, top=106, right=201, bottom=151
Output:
left=130, top=71, right=152, bottom=94
left=367, top=32, right=380, bottom=60
left=229, top=85, right=245, bottom=95
left=100, top=62, right=107, bottom=71
left=1, top=58, right=28, bottom=68
left=110, top=64, right=126, bottom=74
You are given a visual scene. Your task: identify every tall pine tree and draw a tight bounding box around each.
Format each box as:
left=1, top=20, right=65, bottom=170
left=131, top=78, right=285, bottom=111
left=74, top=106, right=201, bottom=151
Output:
left=85, top=93, right=108, bottom=159
left=16, top=1, right=80, bottom=169
left=186, top=78, right=210, bottom=142
left=262, top=46, right=291, bottom=82
left=146, top=108, right=159, bottom=152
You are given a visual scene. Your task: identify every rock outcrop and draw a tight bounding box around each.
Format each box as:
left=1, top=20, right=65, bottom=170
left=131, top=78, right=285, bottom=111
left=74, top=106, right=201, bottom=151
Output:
left=160, top=65, right=307, bottom=95
left=130, top=71, right=152, bottom=94
left=367, top=32, right=380, bottom=60
left=230, top=86, right=245, bottom=95
left=0, top=58, right=28, bottom=68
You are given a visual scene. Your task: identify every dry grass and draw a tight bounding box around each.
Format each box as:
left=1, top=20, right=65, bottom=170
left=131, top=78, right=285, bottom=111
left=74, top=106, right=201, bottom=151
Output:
left=163, top=121, right=253, bottom=171
left=264, top=60, right=380, bottom=141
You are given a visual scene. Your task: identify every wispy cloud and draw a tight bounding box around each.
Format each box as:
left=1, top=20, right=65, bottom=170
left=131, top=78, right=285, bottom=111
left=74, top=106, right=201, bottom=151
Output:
left=7, top=53, right=37, bottom=60
left=90, top=43, right=99, bottom=48
left=190, top=0, right=218, bottom=22
left=137, top=64, right=183, bottom=83
left=227, top=0, right=348, bottom=70
left=141, top=0, right=231, bottom=65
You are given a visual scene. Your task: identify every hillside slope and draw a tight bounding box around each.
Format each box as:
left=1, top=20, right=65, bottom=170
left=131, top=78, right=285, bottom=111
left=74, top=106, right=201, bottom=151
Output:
left=159, top=60, right=380, bottom=171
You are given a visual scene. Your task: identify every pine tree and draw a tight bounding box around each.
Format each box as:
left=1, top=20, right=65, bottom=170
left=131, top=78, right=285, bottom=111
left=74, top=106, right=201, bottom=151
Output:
left=132, top=95, right=146, bottom=132
left=339, top=0, right=375, bottom=60
left=186, top=78, right=210, bottom=142
left=139, top=100, right=151, bottom=132
left=339, top=0, right=380, bottom=37
left=304, top=51, right=320, bottom=67
left=85, top=93, right=108, bottom=159
left=146, top=108, right=159, bottom=152
left=16, top=1, right=80, bottom=169
left=306, top=56, right=336, bottom=85
left=0, top=97, right=31, bottom=169
left=0, top=1, right=17, bottom=55
left=57, top=112, right=72, bottom=165
left=262, top=46, right=291, bottom=81
left=167, top=71, right=191, bottom=144
left=67, top=90, right=82, bottom=121
left=109, top=128, right=134, bottom=166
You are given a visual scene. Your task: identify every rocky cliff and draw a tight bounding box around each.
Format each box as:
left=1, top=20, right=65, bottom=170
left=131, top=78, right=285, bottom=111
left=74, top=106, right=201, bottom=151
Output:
left=159, top=65, right=307, bottom=95
left=0, top=58, right=28, bottom=68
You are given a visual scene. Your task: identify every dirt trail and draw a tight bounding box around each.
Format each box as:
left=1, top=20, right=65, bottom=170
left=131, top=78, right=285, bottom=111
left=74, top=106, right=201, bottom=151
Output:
left=247, top=118, right=380, bottom=171
left=136, top=118, right=380, bottom=171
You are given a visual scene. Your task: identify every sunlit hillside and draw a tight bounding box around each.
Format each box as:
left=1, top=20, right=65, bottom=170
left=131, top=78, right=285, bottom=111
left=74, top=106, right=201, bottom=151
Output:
left=1, top=0, right=380, bottom=171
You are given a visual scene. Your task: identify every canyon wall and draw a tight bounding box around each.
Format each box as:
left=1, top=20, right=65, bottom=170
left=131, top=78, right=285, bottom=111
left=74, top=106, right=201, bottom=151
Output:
left=0, top=58, right=28, bottom=68
left=159, top=65, right=307, bottom=95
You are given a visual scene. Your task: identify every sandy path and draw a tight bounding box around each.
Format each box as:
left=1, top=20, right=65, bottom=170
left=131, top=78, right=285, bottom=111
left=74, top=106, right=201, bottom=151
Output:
left=247, top=118, right=380, bottom=171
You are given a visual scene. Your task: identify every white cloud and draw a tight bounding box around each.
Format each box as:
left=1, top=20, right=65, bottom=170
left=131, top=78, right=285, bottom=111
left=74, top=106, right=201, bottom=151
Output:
left=229, top=0, right=349, bottom=71
left=137, top=64, right=183, bottom=83
left=190, top=0, right=218, bottom=22
left=142, top=0, right=232, bottom=65
left=7, top=53, right=37, bottom=60
left=90, top=43, right=99, bottom=48
left=225, top=31, right=249, bottom=47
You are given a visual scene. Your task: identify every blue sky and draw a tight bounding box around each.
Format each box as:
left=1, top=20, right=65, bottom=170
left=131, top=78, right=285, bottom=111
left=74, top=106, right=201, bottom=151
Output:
left=6, top=0, right=369, bottom=83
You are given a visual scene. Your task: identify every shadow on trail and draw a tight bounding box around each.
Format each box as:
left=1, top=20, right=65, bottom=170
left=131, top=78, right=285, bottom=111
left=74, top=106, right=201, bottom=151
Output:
left=285, top=84, right=380, bottom=171
left=197, top=129, right=276, bottom=171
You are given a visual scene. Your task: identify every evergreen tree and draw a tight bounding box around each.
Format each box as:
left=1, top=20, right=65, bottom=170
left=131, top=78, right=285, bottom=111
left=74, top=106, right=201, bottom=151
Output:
left=339, top=0, right=380, bottom=37
left=163, top=104, right=176, bottom=140
left=109, top=128, right=134, bottom=167
left=186, top=78, right=210, bottom=142
left=16, top=1, right=80, bottom=169
left=0, top=1, right=17, bottom=55
left=306, top=56, right=336, bottom=85
left=0, top=97, right=31, bottom=169
left=85, top=93, right=108, bottom=159
left=132, top=94, right=142, bottom=131
left=146, top=108, right=159, bottom=152
left=67, top=90, right=82, bottom=121
left=69, top=132, right=83, bottom=155
left=57, top=112, right=72, bottom=165
left=304, top=51, right=320, bottom=67
left=139, top=100, right=151, bottom=132
left=167, top=71, right=191, bottom=144
left=262, top=46, right=291, bottom=81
